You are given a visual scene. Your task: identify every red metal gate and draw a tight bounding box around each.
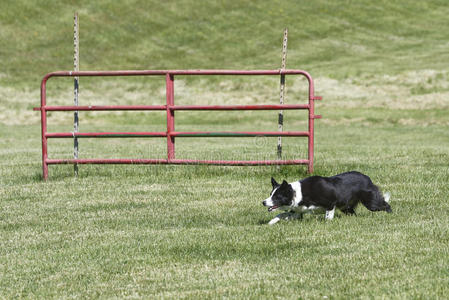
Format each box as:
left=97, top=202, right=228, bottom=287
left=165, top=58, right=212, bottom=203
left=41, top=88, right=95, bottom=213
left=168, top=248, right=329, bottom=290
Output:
left=35, top=69, right=321, bottom=180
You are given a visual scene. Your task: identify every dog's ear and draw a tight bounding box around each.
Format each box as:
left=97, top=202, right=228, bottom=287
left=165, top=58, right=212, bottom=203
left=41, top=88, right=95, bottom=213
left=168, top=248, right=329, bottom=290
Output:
left=271, top=177, right=279, bottom=188
left=281, top=180, right=289, bottom=187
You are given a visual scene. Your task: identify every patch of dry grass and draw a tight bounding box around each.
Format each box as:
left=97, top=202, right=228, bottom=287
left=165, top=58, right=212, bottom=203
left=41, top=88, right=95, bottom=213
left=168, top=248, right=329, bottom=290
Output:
left=316, top=69, right=449, bottom=110
left=2, top=69, right=447, bottom=126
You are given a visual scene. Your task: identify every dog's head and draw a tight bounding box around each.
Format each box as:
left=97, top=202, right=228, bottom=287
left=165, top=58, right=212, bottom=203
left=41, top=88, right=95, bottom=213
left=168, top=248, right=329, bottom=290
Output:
left=262, top=178, right=295, bottom=212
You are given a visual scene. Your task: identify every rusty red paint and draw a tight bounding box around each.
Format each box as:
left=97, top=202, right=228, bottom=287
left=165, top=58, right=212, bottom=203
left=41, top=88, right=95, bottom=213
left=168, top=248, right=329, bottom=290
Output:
left=41, top=105, right=166, bottom=111
left=170, top=104, right=309, bottom=111
left=45, top=132, right=168, bottom=138
left=44, top=131, right=309, bottom=138
left=37, top=69, right=321, bottom=180
left=170, top=131, right=309, bottom=137
left=46, top=158, right=309, bottom=166
left=166, top=73, right=175, bottom=161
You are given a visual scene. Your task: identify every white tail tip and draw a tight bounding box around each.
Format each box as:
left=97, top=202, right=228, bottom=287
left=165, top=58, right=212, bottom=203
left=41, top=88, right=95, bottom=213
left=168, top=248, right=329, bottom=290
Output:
left=384, top=192, right=391, bottom=203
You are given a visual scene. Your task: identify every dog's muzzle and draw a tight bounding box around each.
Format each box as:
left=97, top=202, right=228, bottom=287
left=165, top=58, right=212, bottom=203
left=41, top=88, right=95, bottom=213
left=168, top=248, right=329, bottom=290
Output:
left=262, top=199, right=278, bottom=212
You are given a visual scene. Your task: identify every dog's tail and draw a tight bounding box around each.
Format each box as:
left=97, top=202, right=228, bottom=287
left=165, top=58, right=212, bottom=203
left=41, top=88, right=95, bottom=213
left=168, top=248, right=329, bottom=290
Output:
left=382, top=192, right=392, bottom=213
left=358, top=189, right=392, bottom=213
left=384, top=192, right=391, bottom=203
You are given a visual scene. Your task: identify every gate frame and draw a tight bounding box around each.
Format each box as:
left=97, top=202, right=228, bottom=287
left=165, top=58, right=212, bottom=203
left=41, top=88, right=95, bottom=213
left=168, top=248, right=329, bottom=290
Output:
left=35, top=69, right=321, bottom=180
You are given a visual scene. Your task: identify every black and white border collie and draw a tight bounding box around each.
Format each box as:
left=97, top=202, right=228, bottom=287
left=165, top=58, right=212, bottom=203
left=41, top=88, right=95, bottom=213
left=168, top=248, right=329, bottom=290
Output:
left=262, top=171, right=392, bottom=225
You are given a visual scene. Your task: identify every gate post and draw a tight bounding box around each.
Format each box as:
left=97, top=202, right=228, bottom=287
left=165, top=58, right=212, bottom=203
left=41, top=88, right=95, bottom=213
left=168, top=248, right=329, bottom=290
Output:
left=307, top=73, right=321, bottom=174
left=73, top=12, right=80, bottom=176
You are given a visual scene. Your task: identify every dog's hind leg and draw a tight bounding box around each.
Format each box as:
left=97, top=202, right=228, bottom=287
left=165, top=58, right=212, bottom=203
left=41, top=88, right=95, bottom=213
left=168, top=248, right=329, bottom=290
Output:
left=341, top=197, right=359, bottom=215
left=341, top=207, right=356, bottom=215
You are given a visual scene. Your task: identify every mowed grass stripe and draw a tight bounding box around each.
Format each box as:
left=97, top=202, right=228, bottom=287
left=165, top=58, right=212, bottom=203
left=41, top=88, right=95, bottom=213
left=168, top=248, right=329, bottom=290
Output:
left=1, top=121, right=448, bottom=298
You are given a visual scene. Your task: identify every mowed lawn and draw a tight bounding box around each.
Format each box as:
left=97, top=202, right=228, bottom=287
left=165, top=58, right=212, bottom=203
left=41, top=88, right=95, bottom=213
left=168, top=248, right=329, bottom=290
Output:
left=1, top=104, right=448, bottom=298
left=1, top=0, right=449, bottom=298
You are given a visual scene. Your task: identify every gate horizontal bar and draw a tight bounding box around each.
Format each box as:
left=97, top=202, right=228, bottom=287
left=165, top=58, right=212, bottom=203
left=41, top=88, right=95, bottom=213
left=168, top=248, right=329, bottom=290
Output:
left=170, top=131, right=309, bottom=137
left=43, top=69, right=313, bottom=78
left=45, top=131, right=309, bottom=138
left=46, top=158, right=168, bottom=164
left=169, top=104, right=309, bottom=111
left=169, top=159, right=309, bottom=165
left=46, top=132, right=167, bottom=138
left=46, top=158, right=309, bottom=166
left=34, top=104, right=309, bottom=112
left=36, top=105, right=166, bottom=111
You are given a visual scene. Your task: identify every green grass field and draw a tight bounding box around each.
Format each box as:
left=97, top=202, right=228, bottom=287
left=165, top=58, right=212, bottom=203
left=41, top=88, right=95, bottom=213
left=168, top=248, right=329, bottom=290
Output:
left=1, top=0, right=448, bottom=298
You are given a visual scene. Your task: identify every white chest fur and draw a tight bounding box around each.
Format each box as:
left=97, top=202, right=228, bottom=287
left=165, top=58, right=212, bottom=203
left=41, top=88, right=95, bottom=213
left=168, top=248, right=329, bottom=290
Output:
left=290, top=181, right=303, bottom=207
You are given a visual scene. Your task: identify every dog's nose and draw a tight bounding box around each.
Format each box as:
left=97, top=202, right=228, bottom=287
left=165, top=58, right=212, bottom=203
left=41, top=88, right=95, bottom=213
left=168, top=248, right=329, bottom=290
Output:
left=262, top=200, right=266, bottom=206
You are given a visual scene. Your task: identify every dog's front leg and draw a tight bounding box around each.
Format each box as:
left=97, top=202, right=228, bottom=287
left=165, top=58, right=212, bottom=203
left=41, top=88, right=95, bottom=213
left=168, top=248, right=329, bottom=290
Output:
left=325, top=207, right=335, bottom=220
left=268, top=211, right=303, bottom=225
left=268, top=212, right=292, bottom=225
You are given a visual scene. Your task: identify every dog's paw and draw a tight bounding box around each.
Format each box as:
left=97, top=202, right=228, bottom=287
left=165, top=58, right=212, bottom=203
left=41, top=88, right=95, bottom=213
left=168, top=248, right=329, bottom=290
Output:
left=268, top=217, right=281, bottom=225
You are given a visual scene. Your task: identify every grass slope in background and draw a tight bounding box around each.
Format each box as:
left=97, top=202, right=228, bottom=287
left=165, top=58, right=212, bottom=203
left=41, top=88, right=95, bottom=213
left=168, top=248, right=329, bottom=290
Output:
left=1, top=0, right=448, bottom=298
left=1, top=0, right=449, bottom=85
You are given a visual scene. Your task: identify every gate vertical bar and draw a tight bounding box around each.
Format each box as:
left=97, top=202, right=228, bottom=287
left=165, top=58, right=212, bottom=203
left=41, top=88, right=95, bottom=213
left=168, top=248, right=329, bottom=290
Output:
left=166, top=73, right=175, bottom=160
left=308, top=78, right=315, bottom=174
left=41, top=78, right=49, bottom=180
left=73, top=12, right=79, bottom=176
left=278, top=28, right=288, bottom=160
